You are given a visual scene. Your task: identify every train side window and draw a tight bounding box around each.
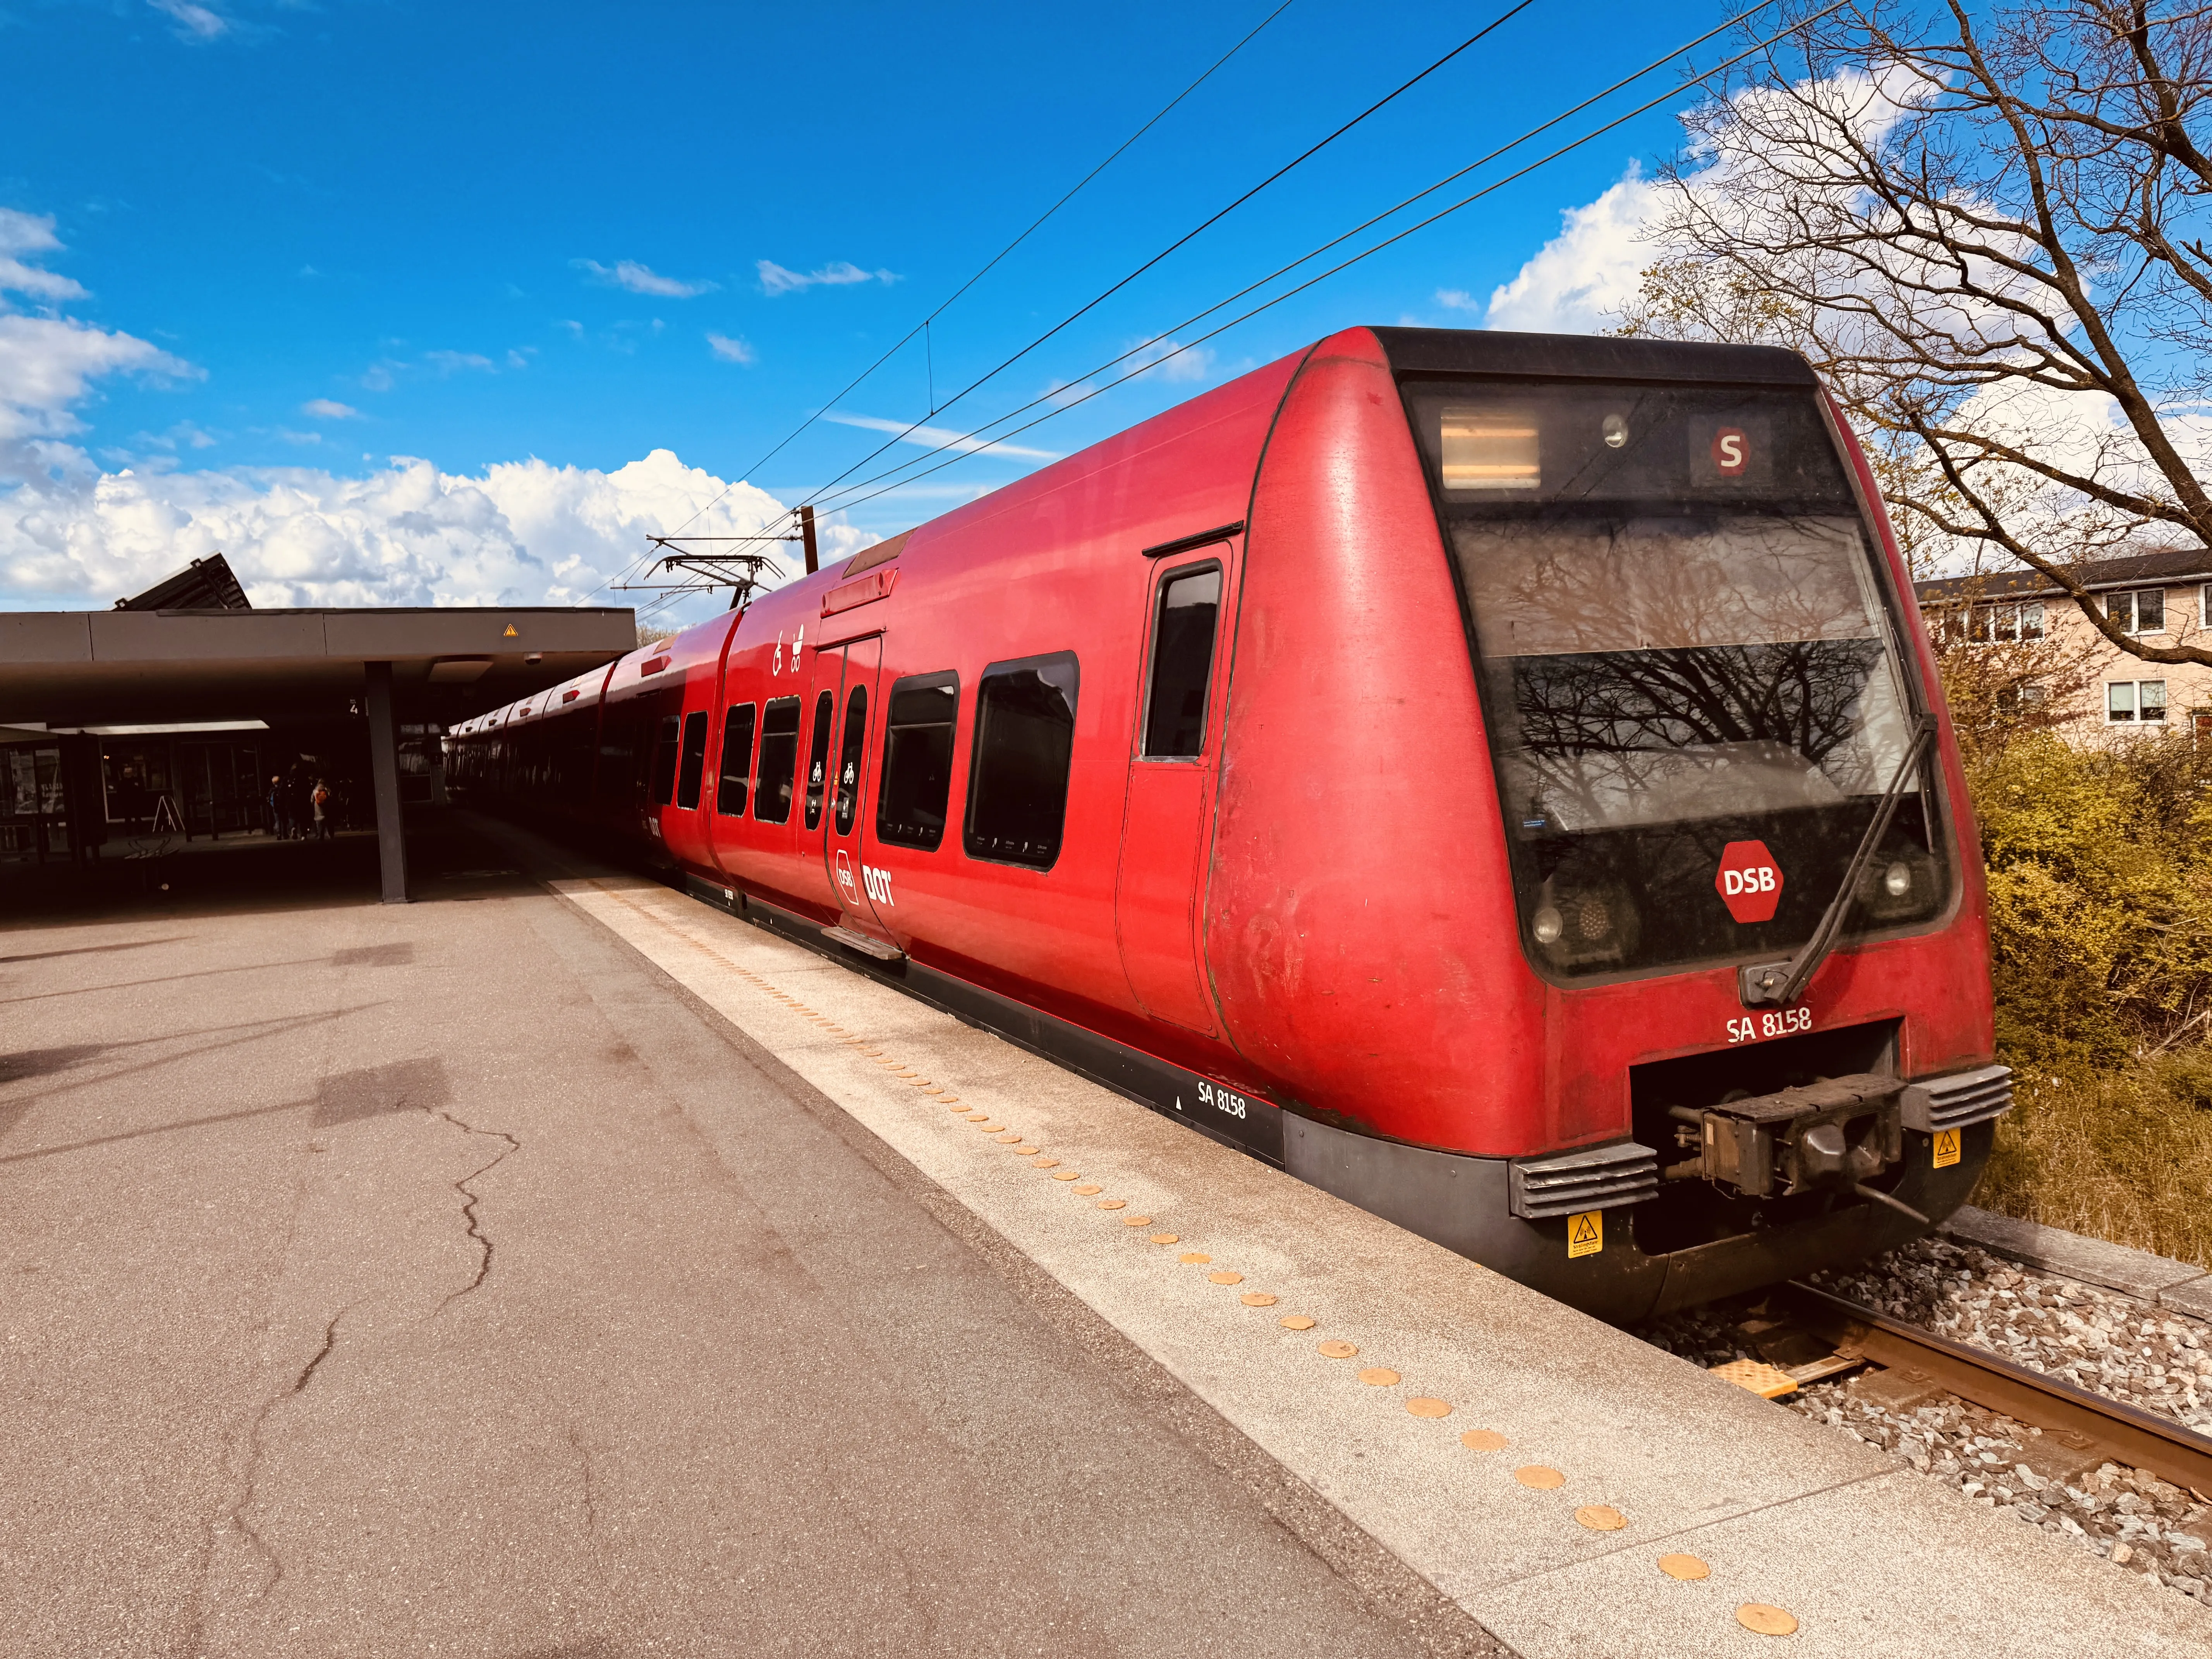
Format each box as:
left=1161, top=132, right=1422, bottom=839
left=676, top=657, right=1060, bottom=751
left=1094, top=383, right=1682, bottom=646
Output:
left=1141, top=564, right=1222, bottom=757
left=754, top=696, right=802, bottom=824
left=716, top=704, right=757, bottom=817
left=803, top=691, right=835, bottom=829
left=833, top=684, right=868, bottom=835
left=675, top=710, right=709, bottom=809
left=878, top=673, right=958, bottom=850
left=964, top=653, right=1079, bottom=870
left=650, top=714, right=681, bottom=806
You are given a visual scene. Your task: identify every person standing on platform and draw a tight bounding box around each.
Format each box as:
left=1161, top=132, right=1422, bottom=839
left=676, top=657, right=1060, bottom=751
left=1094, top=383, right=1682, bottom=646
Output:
left=267, top=773, right=290, bottom=839
left=311, top=778, right=332, bottom=840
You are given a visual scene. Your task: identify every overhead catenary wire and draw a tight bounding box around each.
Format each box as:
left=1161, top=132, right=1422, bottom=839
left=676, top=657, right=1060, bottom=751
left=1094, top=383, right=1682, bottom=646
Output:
left=627, top=0, right=1304, bottom=572
left=788, top=0, right=1546, bottom=512
left=799, top=1, right=1845, bottom=522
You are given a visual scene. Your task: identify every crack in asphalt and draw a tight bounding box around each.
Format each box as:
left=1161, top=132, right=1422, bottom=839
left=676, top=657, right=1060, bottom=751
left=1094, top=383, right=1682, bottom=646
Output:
left=216, top=1307, right=348, bottom=1623
left=429, top=1108, right=520, bottom=1312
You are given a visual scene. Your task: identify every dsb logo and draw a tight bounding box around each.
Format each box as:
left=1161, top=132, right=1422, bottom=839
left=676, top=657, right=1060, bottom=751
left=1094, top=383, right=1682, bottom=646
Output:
left=1715, top=840, right=1784, bottom=923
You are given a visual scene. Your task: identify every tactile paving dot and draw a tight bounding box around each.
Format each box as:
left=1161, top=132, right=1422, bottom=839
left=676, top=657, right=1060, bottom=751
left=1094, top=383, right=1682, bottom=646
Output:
left=1179, top=1252, right=1211, bottom=1264
left=1574, top=1505, right=1626, bottom=1531
left=1208, top=1270, right=1244, bottom=1285
left=1279, top=1315, right=1317, bottom=1331
left=1033, top=1158, right=1061, bottom=1169
left=1097, top=1199, right=1127, bottom=1210
left=1317, top=1340, right=1358, bottom=1359
left=975, top=1122, right=1005, bottom=1132
left=1120, top=1215, right=1151, bottom=1227
left=910, top=1079, right=936, bottom=1089
left=964, top=1111, right=991, bottom=1121
left=1072, top=1183, right=1103, bottom=1196
left=1150, top=1233, right=1180, bottom=1245
left=1513, top=1466, right=1565, bottom=1490
left=1736, top=1605, right=1798, bottom=1637
left=938, top=1096, right=960, bottom=1104
left=1012, top=1144, right=1041, bottom=1155
left=1051, top=1171, right=1082, bottom=1182
left=995, top=1132, right=1024, bottom=1144
left=1656, top=1554, right=1709, bottom=1581
left=1358, top=1367, right=1400, bottom=1387
left=1406, top=1397, right=1452, bottom=1419
left=1240, top=1292, right=1278, bottom=1307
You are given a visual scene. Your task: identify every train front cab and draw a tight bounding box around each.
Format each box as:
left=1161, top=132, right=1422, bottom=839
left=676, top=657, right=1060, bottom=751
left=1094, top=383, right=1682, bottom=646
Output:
left=1212, top=328, right=2007, bottom=1325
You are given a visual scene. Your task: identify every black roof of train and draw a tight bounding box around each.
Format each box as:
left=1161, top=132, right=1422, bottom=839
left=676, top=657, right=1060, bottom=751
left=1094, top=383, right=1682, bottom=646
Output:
left=1370, top=327, right=1818, bottom=386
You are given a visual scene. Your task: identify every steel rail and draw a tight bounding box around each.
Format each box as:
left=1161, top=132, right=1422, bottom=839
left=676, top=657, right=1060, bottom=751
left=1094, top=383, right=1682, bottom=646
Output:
left=1778, top=1280, right=2212, bottom=1496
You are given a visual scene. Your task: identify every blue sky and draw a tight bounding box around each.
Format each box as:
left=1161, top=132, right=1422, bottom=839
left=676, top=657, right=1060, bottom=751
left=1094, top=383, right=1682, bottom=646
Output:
left=1, top=0, right=1745, bottom=618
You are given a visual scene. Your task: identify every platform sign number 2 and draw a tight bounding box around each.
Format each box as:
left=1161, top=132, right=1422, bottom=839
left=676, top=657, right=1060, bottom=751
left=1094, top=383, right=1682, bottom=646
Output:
left=1932, top=1128, right=1961, bottom=1169
left=1566, top=1210, right=1602, bottom=1259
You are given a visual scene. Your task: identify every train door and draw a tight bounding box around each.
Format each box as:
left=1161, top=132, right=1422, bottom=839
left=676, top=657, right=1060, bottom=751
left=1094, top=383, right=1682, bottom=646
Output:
left=817, top=636, right=894, bottom=941
left=1114, top=542, right=1235, bottom=1033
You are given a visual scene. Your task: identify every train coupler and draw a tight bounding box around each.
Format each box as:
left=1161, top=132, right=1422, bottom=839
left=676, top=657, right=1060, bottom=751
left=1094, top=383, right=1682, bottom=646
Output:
left=1661, top=1072, right=1905, bottom=1204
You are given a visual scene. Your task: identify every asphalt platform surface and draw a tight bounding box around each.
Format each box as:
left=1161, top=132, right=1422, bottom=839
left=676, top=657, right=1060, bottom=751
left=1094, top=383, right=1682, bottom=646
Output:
left=0, top=813, right=1452, bottom=1659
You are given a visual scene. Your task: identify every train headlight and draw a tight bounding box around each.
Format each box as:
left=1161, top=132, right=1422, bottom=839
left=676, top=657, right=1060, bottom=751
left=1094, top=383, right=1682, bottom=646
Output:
left=1601, top=413, right=1628, bottom=449
left=1882, top=862, right=1911, bottom=898
left=1532, top=905, right=1564, bottom=945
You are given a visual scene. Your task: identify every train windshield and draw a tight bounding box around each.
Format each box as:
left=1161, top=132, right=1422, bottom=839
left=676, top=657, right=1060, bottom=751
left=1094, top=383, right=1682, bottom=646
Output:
left=1409, top=381, right=1953, bottom=981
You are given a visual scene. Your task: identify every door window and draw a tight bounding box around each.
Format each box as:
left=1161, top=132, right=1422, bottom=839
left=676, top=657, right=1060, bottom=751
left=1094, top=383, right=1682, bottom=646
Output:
left=650, top=715, right=681, bottom=805
left=1142, top=565, right=1222, bottom=757
left=834, top=684, right=868, bottom=835
left=753, top=696, right=802, bottom=823
left=965, top=653, right=1079, bottom=870
left=804, top=690, right=835, bottom=829
left=716, top=704, right=757, bottom=817
left=878, top=673, right=958, bottom=849
left=675, top=710, right=709, bottom=808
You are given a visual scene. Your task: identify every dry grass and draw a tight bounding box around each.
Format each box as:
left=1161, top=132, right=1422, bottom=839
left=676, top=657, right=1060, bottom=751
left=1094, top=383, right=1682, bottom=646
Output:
left=1976, top=1055, right=2212, bottom=1271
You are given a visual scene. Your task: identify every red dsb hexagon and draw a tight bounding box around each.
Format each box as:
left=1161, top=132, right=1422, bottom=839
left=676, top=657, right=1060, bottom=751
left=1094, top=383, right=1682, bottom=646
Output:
left=1715, top=840, right=1784, bottom=924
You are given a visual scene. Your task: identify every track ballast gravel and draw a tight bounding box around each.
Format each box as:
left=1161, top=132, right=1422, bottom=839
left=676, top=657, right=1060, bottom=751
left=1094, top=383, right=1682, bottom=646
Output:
left=1637, top=1234, right=2212, bottom=1606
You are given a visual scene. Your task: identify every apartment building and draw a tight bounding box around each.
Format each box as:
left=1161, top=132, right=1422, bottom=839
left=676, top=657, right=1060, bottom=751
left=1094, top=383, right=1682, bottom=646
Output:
left=1914, top=548, right=2212, bottom=738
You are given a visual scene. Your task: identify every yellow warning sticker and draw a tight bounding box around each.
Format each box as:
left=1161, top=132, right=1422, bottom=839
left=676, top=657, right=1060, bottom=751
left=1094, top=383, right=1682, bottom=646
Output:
left=1932, top=1127, right=1961, bottom=1169
left=1567, top=1209, right=1603, bottom=1258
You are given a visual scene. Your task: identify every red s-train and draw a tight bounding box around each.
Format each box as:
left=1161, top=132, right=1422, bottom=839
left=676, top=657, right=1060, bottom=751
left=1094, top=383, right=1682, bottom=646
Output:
left=450, top=327, right=2008, bottom=1322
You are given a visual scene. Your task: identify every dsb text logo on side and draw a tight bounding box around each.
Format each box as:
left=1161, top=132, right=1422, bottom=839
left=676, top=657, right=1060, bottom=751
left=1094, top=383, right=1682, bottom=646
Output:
left=1715, top=840, right=1784, bottom=924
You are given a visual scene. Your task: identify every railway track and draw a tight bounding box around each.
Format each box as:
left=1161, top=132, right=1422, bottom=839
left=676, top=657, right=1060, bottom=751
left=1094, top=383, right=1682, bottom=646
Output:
left=1770, top=1281, right=2212, bottom=1496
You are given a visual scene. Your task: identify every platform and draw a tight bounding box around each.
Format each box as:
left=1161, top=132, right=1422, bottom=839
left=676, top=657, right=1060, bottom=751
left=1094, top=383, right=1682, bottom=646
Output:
left=2, top=811, right=2203, bottom=1657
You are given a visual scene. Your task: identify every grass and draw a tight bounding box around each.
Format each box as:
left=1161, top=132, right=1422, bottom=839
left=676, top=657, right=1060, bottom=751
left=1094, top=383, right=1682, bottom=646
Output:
left=1975, top=1053, right=2212, bottom=1271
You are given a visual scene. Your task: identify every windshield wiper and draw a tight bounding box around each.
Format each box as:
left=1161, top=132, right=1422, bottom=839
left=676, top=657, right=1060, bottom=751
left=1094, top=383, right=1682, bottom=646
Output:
left=1740, top=713, right=1938, bottom=1010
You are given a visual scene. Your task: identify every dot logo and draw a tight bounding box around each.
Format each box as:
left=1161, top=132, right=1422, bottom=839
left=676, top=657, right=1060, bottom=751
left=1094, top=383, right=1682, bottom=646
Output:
left=1715, top=840, right=1784, bottom=923
left=1712, top=428, right=1748, bottom=476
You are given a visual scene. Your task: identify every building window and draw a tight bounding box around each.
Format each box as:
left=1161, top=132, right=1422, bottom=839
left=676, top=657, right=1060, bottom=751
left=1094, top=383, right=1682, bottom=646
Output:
left=1142, top=565, right=1222, bottom=756
left=716, top=705, right=756, bottom=818
left=2104, top=589, right=2167, bottom=634
left=675, top=710, right=709, bottom=809
left=753, top=697, right=802, bottom=824
left=2108, top=680, right=2168, bottom=723
left=1958, top=601, right=2044, bottom=643
left=964, top=653, right=1079, bottom=870
left=877, top=673, right=958, bottom=850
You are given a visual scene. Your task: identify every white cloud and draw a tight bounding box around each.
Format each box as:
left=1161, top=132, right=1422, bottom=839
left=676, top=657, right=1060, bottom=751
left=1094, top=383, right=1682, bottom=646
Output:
left=148, top=0, right=230, bottom=41
left=0, top=448, right=868, bottom=611
left=0, top=210, right=89, bottom=304
left=574, top=259, right=718, bottom=299
left=756, top=259, right=900, bottom=297
left=824, top=411, right=1058, bottom=461
left=0, top=314, right=199, bottom=445
left=1121, top=336, right=1213, bottom=385
left=301, top=398, right=360, bottom=420
left=1434, top=289, right=1478, bottom=312
left=423, top=350, right=495, bottom=375
left=1483, top=168, right=1658, bottom=334
left=706, top=333, right=757, bottom=366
